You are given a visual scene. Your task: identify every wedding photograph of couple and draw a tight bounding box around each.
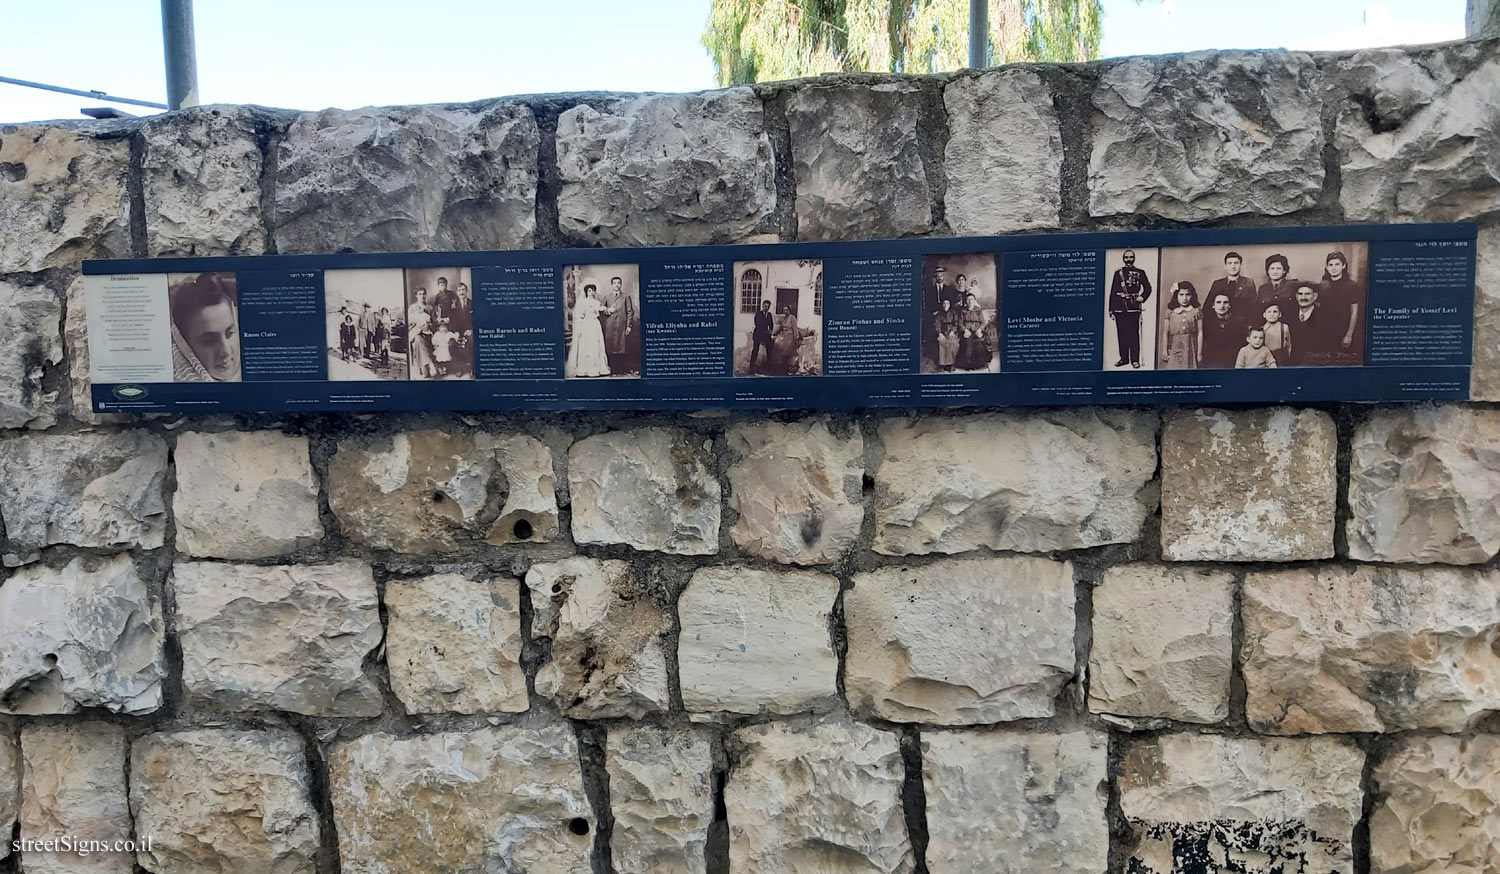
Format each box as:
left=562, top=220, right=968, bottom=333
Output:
left=563, top=264, right=642, bottom=379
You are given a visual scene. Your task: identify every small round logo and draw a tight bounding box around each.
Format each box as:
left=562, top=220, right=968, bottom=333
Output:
left=112, top=385, right=148, bottom=400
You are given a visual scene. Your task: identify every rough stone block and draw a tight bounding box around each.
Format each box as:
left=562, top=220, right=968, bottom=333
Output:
left=1243, top=565, right=1500, bottom=733
left=328, top=725, right=593, bottom=874
left=608, top=726, right=715, bottom=874
left=726, top=417, right=863, bottom=565
left=787, top=83, right=930, bottom=239
left=556, top=90, right=775, bottom=246
left=678, top=566, right=838, bottom=717
left=727, top=719, right=911, bottom=874
left=63, top=276, right=129, bottom=425
left=0, top=124, right=131, bottom=273
left=569, top=427, right=720, bottom=555
left=1347, top=405, right=1500, bottom=564
left=0, top=278, right=63, bottom=430
left=384, top=572, right=528, bottom=715
left=0, top=555, right=164, bottom=715
left=945, top=68, right=1063, bottom=233
left=525, top=557, right=671, bottom=719
left=274, top=103, right=538, bottom=253
left=923, top=731, right=1108, bottom=874
left=1119, top=734, right=1365, bottom=874
left=141, top=106, right=266, bottom=256
left=172, top=559, right=383, bottom=716
left=1088, top=564, right=1234, bottom=725
left=873, top=409, right=1158, bottom=555
left=1089, top=51, right=1324, bottom=221
left=1370, top=735, right=1500, bottom=874
left=488, top=433, right=559, bottom=545
left=1161, top=408, right=1336, bottom=562
left=0, top=728, right=14, bottom=861
left=845, top=557, right=1076, bottom=724
left=20, top=723, right=132, bottom=874
left=1472, top=221, right=1500, bottom=400
left=131, top=729, right=320, bottom=874
left=173, top=430, right=323, bottom=559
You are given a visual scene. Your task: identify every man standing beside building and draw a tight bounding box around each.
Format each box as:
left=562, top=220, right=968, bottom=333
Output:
left=749, top=299, right=773, bottom=373
left=1108, top=249, right=1152, bottom=368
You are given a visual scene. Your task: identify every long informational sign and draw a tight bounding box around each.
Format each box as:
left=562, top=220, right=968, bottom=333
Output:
left=83, top=222, right=1477, bottom=413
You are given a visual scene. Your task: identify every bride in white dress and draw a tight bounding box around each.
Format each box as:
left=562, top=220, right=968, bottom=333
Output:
left=568, top=285, right=610, bottom=377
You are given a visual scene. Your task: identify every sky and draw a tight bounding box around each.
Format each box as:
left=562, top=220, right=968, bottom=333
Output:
left=0, top=0, right=1470, bottom=123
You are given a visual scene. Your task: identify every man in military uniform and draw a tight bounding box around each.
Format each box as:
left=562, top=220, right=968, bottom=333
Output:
left=1209, top=251, right=1257, bottom=317
left=1108, top=249, right=1153, bottom=368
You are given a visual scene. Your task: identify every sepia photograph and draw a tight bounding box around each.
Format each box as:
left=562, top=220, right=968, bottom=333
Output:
left=732, top=259, right=823, bottom=376
left=1101, top=247, right=1159, bottom=371
left=1156, top=242, right=1370, bottom=370
left=920, top=253, right=998, bottom=374
left=404, top=267, right=475, bottom=380
left=167, top=272, right=241, bottom=383
left=325, top=269, right=408, bottom=381
left=563, top=264, right=641, bottom=379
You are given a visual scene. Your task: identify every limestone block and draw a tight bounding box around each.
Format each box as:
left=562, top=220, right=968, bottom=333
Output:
left=1088, top=564, right=1234, bottom=725
left=727, top=719, right=911, bottom=874
left=1347, top=405, right=1500, bottom=564
left=0, top=729, right=14, bottom=861
left=0, top=430, right=167, bottom=559
left=0, top=555, right=164, bottom=715
left=525, top=557, right=671, bottom=719
left=873, top=409, right=1157, bottom=555
left=141, top=106, right=266, bottom=256
left=1161, top=408, right=1336, bottom=562
left=173, top=430, right=324, bottom=559
left=678, top=566, right=838, bottom=716
left=131, top=729, right=320, bottom=874
left=1119, top=734, right=1365, bottom=874
left=787, top=83, right=930, bottom=239
left=1335, top=43, right=1500, bottom=222
left=172, top=559, right=384, bottom=716
left=1242, top=565, right=1500, bottom=734
left=556, top=89, right=775, bottom=246
left=1089, top=51, right=1324, bottom=221
left=1370, top=735, right=1500, bottom=874
left=845, top=557, right=1076, bottom=724
left=1472, top=221, right=1500, bottom=400
left=568, top=427, right=720, bottom=555
left=608, top=726, right=715, bottom=874
left=945, top=68, right=1063, bottom=233
left=923, top=731, right=1108, bottom=874
left=384, top=572, right=528, bottom=715
left=63, top=276, right=129, bottom=425
left=488, top=433, right=559, bottom=545
left=20, top=723, right=132, bottom=874
left=726, top=417, right=863, bottom=565
left=0, top=124, right=130, bottom=273
left=0, top=278, right=63, bottom=430
left=328, top=725, right=593, bottom=874
left=274, top=103, right=538, bottom=253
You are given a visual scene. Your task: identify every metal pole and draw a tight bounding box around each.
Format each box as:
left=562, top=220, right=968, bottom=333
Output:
left=161, top=0, right=198, bottom=110
left=968, top=0, right=988, bottom=69
left=0, top=75, right=168, bottom=109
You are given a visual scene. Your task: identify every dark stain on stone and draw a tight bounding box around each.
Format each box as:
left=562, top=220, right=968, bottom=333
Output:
left=0, top=162, right=25, bottom=182
left=1128, top=818, right=1345, bottom=874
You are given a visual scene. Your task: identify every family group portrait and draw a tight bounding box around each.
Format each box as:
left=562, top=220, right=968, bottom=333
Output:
left=324, top=268, right=408, bottom=381
left=403, top=268, right=476, bottom=380
left=563, top=264, right=641, bottom=379
left=919, top=253, right=999, bottom=374
left=731, top=259, right=824, bottom=377
left=167, top=272, right=241, bottom=383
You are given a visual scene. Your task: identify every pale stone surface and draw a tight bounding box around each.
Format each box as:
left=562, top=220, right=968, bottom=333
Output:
left=0, top=124, right=131, bottom=273
left=384, top=572, right=528, bottom=715
left=1474, top=0, right=1500, bottom=37
left=556, top=89, right=775, bottom=246
left=20, top=723, right=132, bottom=874
left=608, top=726, right=714, bottom=874
left=174, top=430, right=324, bottom=559
left=173, top=560, right=384, bottom=716
left=569, top=428, right=720, bottom=555
left=0, top=555, right=164, bottom=716
left=0, top=430, right=168, bottom=558
left=488, top=433, right=559, bottom=545
left=1090, top=51, right=1324, bottom=221
left=0, top=729, right=14, bottom=861
left=274, top=103, right=538, bottom=253
left=1370, top=734, right=1500, bottom=874
left=678, top=566, right=839, bottom=716
left=727, top=720, right=912, bottom=874
left=63, top=276, right=129, bottom=425
left=0, top=278, right=63, bottom=430
left=328, top=725, right=593, bottom=874
left=1472, top=221, right=1500, bottom=400
left=525, top=557, right=671, bottom=718
left=787, top=83, right=930, bottom=239
left=845, top=557, right=1076, bottom=724
left=131, top=729, right=320, bottom=874
left=1347, top=405, right=1500, bottom=564
left=1119, top=734, right=1365, bottom=874
left=141, top=106, right=266, bottom=256
left=945, top=69, right=1063, bottom=233
left=726, top=417, right=863, bottom=565
left=1161, top=408, right=1336, bottom=562
left=1088, top=565, right=1234, bottom=725
left=923, top=731, right=1108, bottom=874
left=1242, top=565, right=1500, bottom=734
left=873, top=409, right=1157, bottom=555
left=1335, top=43, right=1500, bottom=222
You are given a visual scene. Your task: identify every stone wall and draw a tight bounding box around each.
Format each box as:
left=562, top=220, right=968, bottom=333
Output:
left=1, top=36, right=1498, bottom=874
